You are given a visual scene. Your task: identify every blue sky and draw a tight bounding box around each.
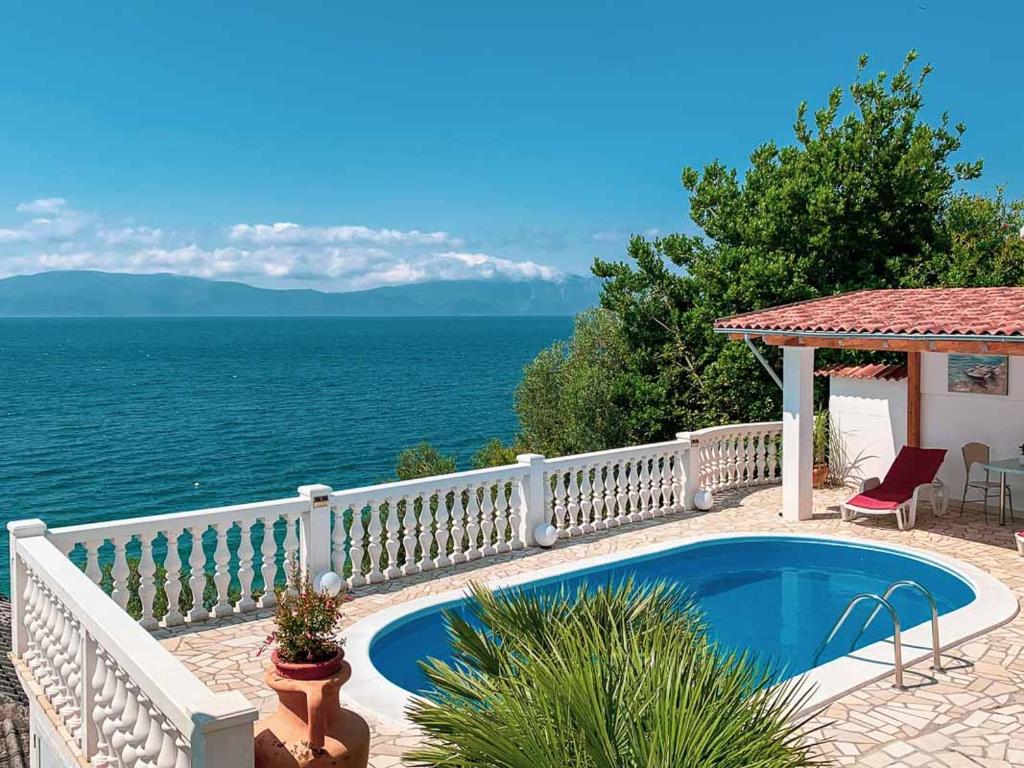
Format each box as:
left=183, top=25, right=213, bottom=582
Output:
left=0, top=1, right=1020, bottom=291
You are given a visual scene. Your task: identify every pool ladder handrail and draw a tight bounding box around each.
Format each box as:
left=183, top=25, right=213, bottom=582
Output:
left=851, top=580, right=944, bottom=673
left=813, top=593, right=906, bottom=689
left=812, top=579, right=944, bottom=691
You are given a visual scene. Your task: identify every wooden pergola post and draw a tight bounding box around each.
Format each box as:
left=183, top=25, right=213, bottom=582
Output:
left=906, top=351, right=921, bottom=448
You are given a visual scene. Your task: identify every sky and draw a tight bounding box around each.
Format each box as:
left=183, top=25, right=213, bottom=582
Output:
left=0, top=1, right=1021, bottom=292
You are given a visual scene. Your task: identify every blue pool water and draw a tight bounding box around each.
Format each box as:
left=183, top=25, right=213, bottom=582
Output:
left=370, top=537, right=976, bottom=693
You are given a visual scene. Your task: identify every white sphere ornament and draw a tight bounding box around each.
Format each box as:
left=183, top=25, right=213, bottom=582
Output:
left=316, top=570, right=344, bottom=597
left=693, top=488, right=714, bottom=511
left=534, top=523, right=559, bottom=548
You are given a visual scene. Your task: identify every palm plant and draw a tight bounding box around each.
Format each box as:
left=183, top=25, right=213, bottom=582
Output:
left=406, top=581, right=825, bottom=768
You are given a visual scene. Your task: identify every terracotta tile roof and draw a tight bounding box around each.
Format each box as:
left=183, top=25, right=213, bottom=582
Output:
left=815, top=363, right=908, bottom=381
left=715, top=288, right=1024, bottom=338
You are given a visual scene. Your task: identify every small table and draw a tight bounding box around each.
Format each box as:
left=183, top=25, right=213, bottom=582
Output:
left=978, top=458, right=1023, bottom=525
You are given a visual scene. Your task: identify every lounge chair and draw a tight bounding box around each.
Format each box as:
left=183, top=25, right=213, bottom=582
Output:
left=840, top=446, right=948, bottom=530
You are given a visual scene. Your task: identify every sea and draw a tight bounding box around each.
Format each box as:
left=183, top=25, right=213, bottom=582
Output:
left=0, top=316, right=573, bottom=593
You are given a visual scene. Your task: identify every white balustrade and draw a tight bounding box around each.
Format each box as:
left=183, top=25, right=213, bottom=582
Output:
left=41, top=422, right=781, bottom=634
left=690, top=422, right=782, bottom=493
left=48, top=497, right=307, bottom=629
left=9, top=522, right=256, bottom=768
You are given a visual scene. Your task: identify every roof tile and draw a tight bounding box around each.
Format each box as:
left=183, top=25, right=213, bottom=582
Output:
left=715, top=288, right=1024, bottom=338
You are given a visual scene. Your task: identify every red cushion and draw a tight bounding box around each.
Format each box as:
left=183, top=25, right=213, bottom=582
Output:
left=846, top=446, right=947, bottom=509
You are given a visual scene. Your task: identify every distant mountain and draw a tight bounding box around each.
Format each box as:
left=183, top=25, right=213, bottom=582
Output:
left=0, top=271, right=601, bottom=317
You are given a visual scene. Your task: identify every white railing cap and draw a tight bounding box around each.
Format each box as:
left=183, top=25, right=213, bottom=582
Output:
left=330, top=462, right=528, bottom=501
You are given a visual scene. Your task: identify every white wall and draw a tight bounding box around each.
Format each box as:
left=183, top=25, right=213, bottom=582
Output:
left=829, top=376, right=907, bottom=487
left=828, top=354, right=1024, bottom=512
left=921, top=353, right=1024, bottom=507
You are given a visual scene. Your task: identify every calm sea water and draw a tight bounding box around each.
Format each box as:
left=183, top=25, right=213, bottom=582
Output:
left=0, top=317, right=572, bottom=593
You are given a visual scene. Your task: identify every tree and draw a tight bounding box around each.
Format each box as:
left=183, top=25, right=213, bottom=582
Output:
left=406, top=581, right=817, bottom=768
left=395, top=443, right=457, bottom=480
left=470, top=438, right=519, bottom=469
left=514, top=308, right=631, bottom=456
left=591, top=51, right=1019, bottom=441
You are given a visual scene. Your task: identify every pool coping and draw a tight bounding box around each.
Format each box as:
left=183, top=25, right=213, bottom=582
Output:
left=340, top=531, right=1020, bottom=727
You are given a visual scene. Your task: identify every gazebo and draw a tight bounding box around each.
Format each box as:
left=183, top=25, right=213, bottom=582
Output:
left=714, top=288, right=1024, bottom=522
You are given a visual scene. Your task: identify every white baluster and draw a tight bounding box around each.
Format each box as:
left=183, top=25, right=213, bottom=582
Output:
left=627, top=462, right=642, bottom=522
left=604, top=466, right=619, bottom=527
left=639, top=457, right=653, bottom=519
left=92, top=648, right=114, bottom=764
left=465, top=486, right=482, bottom=559
left=331, top=505, right=349, bottom=579
left=187, top=526, right=208, bottom=623
left=493, top=482, right=510, bottom=553
left=348, top=503, right=366, bottom=588
left=552, top=473, right=569, bottom=537
left=283, top=512, right=300, bottom=595
left=660, top=455, right=674, bottom=515
left=433, top=489, right=451, bottom=568
left=236, top=520, right=256, bottom=613
left=84, top=540, right=102, bottom=585
left=156, top=713, right=180, bottom=768
left=211, top=523, right=233, bottom=618
left=163, top=528, right=184, bottom=627
left=566, top=470, right=581, bottom=536
left=101, top=668, right=126, bottom=766
left=401, top=496, right=419, bottom=576
left=480, top=484, right=496, bottom=556
left=508, top=479, right=524, bottom=549
left=417, top=492, right=435, bottom=571
left=384, top=498, right=402, bottom=579
left=579, top=467, right=594, bottom=533
left=614, top=464, right=629, bottom=526
left=366, top=498, right=384, bottom=583
left=449, top=490, right=466, bottom=564
left=259, top=517, right=279, bottom=608
left=768, top=431, right=779, bottom=480
left=138, top=534, right=158, bottom=630
left=110, top=536, right=131, bottom=611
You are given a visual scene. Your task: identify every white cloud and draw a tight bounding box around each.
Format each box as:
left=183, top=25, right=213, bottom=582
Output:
left=229, top=222, right=461, bottom=248
left=97, top=226, right=164, bottom=246
left=0, top=201, right=565, bottom=290
left=16, top=197, right=67, bottom=215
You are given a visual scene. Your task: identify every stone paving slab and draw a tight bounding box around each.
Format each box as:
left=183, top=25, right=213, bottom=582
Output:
left=157, top=487, right=1024, bottom=767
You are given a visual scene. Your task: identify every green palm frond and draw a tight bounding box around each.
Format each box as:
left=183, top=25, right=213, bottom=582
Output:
left=406, top=579, right=826, bottom=768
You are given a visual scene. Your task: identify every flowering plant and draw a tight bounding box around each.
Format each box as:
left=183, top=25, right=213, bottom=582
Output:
left=260, top=566, right=350, bottom=664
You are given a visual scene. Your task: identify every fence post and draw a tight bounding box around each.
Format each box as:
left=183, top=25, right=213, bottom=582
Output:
left=516, top=454, right=547, bottom=547
left=189, top=693, right=258, bottom=768
left=676, top=432, right=702, bottom=510
left=7, top=518, right=47, bottom=656
left=297, top=484, right=333, bottom=585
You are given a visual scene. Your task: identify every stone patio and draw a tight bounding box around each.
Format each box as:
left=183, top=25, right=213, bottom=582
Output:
left=156, top=487, right=1024, bottom=767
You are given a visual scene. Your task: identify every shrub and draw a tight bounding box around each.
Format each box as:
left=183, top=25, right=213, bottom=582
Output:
left=406, top=581, right=820, bottom=768
left=262, top=567, right=348, bottom=664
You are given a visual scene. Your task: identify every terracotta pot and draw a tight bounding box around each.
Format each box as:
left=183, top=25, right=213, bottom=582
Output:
left=272, top=648, right=345, bottom=681
left=812, top=464, right=829, bottom=488
left=255, top=661, right=369, bottom=768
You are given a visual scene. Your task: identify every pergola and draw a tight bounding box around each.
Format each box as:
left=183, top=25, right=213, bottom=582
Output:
left=714, top=288, right=1024, bottom=521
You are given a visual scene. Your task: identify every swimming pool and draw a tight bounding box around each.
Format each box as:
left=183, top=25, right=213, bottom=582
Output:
left=343, top=533, right=1018, bottom=724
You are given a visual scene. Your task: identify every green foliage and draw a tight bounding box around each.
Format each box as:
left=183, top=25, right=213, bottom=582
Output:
left=406, top=581, right=818, bottom=768
left=514, top=308, right=631, bottom=456
left=585, top=51, right=1023, bottom=442
left=470, top=438, right=519, bottom=469
left=396, top=442, right=458, bottom=480
left=263, top=566, right=347, bottom=664
left=812, top=411, right=829, bottom=466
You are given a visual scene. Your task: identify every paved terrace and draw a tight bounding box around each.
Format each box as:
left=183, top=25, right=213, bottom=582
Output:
left=156, top=488, right=1024, bottom=768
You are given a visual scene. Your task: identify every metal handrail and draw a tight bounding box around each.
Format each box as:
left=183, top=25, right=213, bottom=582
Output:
left=850, top=580, right=943, bottom=672
left=812, top=593, right=906, bottom=689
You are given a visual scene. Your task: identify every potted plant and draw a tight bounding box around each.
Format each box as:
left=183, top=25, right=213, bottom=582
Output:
left=260, top=567, right=349, bottom=680
left=812, top=411, right=830, bottom=488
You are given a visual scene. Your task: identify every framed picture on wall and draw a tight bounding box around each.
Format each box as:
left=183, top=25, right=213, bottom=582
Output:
left=947, top=354, right=1009, bottom=395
